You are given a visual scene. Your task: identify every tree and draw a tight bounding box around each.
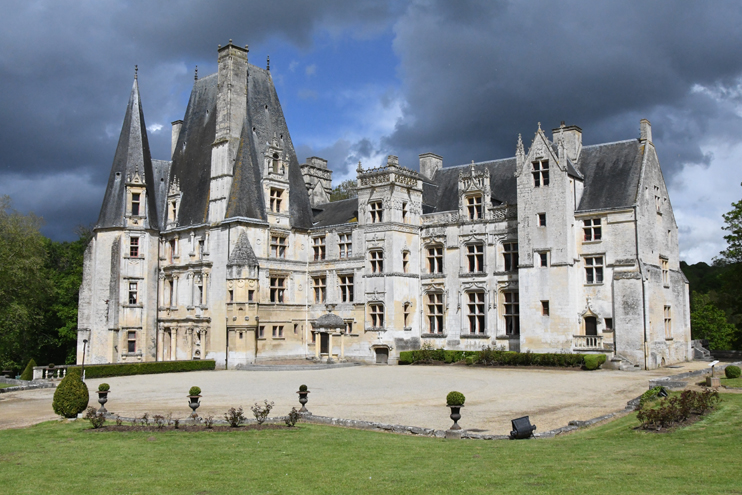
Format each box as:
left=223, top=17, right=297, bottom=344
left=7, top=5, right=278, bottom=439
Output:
left=715, top=183, right=742, bottom=348
left=690, top=292, right=736, bottom=350
left=0, top=196, right=53, bottom=371
left=329, top=180, right=357, bottom=201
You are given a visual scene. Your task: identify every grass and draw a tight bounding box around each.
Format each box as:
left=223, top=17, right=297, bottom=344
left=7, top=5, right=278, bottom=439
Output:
left=0, top=383, right=14, bottom=389
left=721, top=376, right=742, bottom=387
left=1, top=394, right=741, bottom=494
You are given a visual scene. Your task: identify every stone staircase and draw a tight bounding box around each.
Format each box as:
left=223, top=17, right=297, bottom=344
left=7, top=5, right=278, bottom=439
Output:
left=692, top=340, right=713, bottom=361
left=603, top=354, right=641, bottom=371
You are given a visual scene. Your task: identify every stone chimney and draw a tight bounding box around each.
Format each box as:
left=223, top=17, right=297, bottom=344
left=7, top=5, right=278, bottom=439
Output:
left=171, top=120, right=183, bottom=159
left=640, top=119, right=652, bottom=142
left=552, top=123, right=582, bottom=163
left=419, top=152, right=442, bottom=180
left=300, top=156, right=332, bottom=206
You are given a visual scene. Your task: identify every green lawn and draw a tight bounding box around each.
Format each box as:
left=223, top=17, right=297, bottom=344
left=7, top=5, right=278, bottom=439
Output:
left=1, top=394, right=741, bottom=494
left=721, top=376, right=742, bottom=387
left=0, top=383, right=14, bottom=389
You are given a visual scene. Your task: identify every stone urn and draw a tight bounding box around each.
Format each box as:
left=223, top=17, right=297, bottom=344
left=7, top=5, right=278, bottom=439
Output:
left=188, top=395, right=201, bottom=418
left=297, top=390, right=311, bottom=414
left=447, top=404, right=464, bottom=430
left=96, top=390, right=110, bottom=414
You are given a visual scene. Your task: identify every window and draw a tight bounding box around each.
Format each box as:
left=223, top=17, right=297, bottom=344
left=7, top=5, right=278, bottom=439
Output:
left=466, top=243, right=484, bottom=273
left=541, top=300, right=550, bottom=316
left=467, top=292, right=486, bottom=334
left=532, top=159, right=549, bottom=187
left=129, top=237, right=139, bottom=257
left=339, top=275, right=354, bottom=302
left=344, top=321, right=353, bottom=335
left=228, top=289, right=234, bottom=302
left=248, top=290, right=254, bottom=302
left=584, top=256, right=604, bottom=284
left=338, top=233, right=352, bottom=258
left=585, top=316, right=597, bottom=336
left=198, top=239, right=205, bottom=259
left=272, top=325, right=284, bottom=338
left=402, top=251, right=410, bottom=273
left=313, top=276, right=326, bottom=303
left=168, top=239, right=176, bottom=262
left=169, top=200, right=177, bottom=221
left=258, top=326, right=265, bottom=338
left=196, top=282, right=204, bottom=306
left=369, top=201, right=383, bottom=223
left=538, top=213, right=547, bottom=227
left=271, top=153, right=280, bottom=174
left=127, top=331, right=137, bottom=353
left=167, top=279, right=174, bottom=306
left=369, top=303, right=384, bottom=328
left=370, top=250, right=384, bottom=273
left=402, top=202, right=408, bottom=223
left=654, top=186, right=661, bottom=213
left=131, top=192, right=141, bottom=216
left=583, top=218, right=602, bottom=241
left=661, top=258, right=669, bottom=286
left=539, top=252, right=548, bottom=267
left=269, top=188, right=283, bottom=213
left=128, top=282, right=138, bottom=305
left=427, top=293, right=444, bottom=334
left=466, top=194, right=483, bottom=220
left=403, top=303, right=411, bottom=328
left=270, top=235, right=287, bottom=258
left=605, top=318, right=613, bottom=331
left=427, top=246, right=443, bottom=273
left=504, top=292, right=520, bottom=335
left=664, top=306, right=672, bottom=338
left=294, top=323, right=299, bottom=335
left=313, top=236, right=326, bottom=260
left=270, top=277, right=285, bottom=303
left=499, top=244, right=517, bottom=275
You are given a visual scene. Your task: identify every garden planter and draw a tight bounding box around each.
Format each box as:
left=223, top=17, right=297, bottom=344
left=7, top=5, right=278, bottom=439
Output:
left=448, top=404, right=464, bottom=430
left=188, top=395, right=201, bottom=418
left=96, top=390, right=109, bottom=414
left=297, top=390, right=311, bottom=414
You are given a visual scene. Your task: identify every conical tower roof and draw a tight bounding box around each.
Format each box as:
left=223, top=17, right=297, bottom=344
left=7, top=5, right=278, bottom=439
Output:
left=96, top=77, right=159, bottom=229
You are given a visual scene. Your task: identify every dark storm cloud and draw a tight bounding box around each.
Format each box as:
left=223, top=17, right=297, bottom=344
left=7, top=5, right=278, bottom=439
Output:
left=0, top=0, right=396, bottom=239
left=386, top=0, right=742, bottom=172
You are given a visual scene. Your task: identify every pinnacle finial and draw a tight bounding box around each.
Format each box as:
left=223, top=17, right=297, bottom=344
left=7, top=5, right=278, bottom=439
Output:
left=134, top=65, right=138, bottom=80
left=267, top=55, right=270, bottom=71
left=229, top=39, right=233, bottom=45
left=194, top=66, right=198, bottom=81
left=357, top=160, right=363, bottom=173
left=537, top=122, right=542, bottom=131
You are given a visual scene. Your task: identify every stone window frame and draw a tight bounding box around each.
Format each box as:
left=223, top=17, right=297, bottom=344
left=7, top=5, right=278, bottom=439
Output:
left=127, top=330, right=137, bottom=353
left=403, top=302, right=412, bottom=329
left=338, top=232, right=352, bottom=258
left=369, top=201, right=383, bottom=223
left=532, top=159, right=550, bottom=187
left=402, top=250, right=410, bottom=273
left=129, top=236, right=140, bottom=258
left=583, top=218, right=602, bottom=242
left=312, top=235, right=326, bottom=261
left=466, top=290, right=486, bottom=334
left=269, top=276, right=286, bottom=303
left=660, top=257, right=669, bottom=287
left=541, top=300, right=550, bottom=316
left=537, top=251, right=549, bottom=268
left=368, top=302, right=385, bottom=329
left=465, top=242, right=485, bottom=273
left=128, top=281, right=138, bottom=305
left=426, top=244, right=444, bottom=274
left=270, top=234, right=287, bottom=259
left=584, top=255, right=604, bottom=285
left=426, top=292, right=445, bottom=334
left=664, top=305, right=672, bottom=339
left=538, top=213, right=547, bottom=227
left=272, top=325, right=284, bottom=338
left=131, top=192, right=141, bottom=216
left=369, top=249, right=384, bottom=273
left=503, top=291, right=520, bottom=336
left=465, top=193, right=483, bottom=220
left=502, top=241, right=518, bottom=272
left=313, top=275, right=326, bottom=304
left=339, top=274, right=354, bottom=302
left=269, top=188, right=284, bottom=213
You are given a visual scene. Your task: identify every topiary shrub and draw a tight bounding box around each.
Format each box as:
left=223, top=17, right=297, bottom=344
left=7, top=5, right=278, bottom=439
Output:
left=20, top=358, right=37, bottom=381
left=299, top=384, right=308, bottom=392
left=465, top=356, right=475, bottom=366
left=725, top=365, right=741, bottom=379
left=52, top=372, right=89, bottom=418
left=189, top=386, right=201, bottom=396
left=98, top=383, right=110, bottom=392
left=446, top=391, right=465, bottom=406
left=398, top=351, right=413, bottom=365
left=583, top=354, right=607, bottom=370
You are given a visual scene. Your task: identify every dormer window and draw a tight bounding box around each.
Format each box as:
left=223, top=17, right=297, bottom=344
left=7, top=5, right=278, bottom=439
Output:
left=466, top=194, right=482, bottom=220
left=270, top=188, right=283, bottom=213
left=532, top=159, right=549, bottom=187
left=583, top=218, right=602, bottom=241
left=272, top=153, right=280, bottom=174
left=168, top=200, right=177, bottom=221
left=370, top=201, right=383, bottom=223
left=131, top=193, right=141, bottom=216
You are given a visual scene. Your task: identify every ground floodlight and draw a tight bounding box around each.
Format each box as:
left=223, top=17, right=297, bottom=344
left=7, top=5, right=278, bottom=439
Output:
left=509, top=416, right=537, bottom=439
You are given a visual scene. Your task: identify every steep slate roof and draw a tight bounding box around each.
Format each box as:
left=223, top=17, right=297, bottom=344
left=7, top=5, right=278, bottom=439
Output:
left=311, top=198, right=359, bottom=228
left=96, top=78, right=159, bottom=230
left=227, top=232, right=258, bottom=266
left=576, top=139, right=643, bottom=211
left=169, top=73, right=218, bottom=227
left=152, top=159, right=172, bottom=230
left=427, top=158, right=518, bottom=212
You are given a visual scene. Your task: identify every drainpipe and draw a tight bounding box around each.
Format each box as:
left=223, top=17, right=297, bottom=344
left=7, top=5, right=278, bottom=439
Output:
left=305, top=241, right=309, bottom=359
left=633, top=205, right=648, bottom=370
left=225, top=316, right=229, bottom=370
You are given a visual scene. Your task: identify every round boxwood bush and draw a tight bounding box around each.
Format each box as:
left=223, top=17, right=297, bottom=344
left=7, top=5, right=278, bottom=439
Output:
left=446, top=391, right=465, bottom=406
left=299, top=384, right=308, bottom=392
left=583, top=354, right=607, bottom=370
left=98, top=383, right=110, bottom=392
left=52, top=372, right=89, bottom=418
left=725, top=365, right=741, bottom=379
left=19, top=358, right=37, bottom=381
left=189, top=386, right=201, bottom=396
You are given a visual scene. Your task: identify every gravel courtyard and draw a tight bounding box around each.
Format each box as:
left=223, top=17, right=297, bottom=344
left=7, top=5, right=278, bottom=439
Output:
left=0, top=361, right=709, bottom=435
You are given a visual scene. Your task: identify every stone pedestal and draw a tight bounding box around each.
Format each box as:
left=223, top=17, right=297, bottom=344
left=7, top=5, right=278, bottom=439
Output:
left=445, top=429, right=461, bottom=440
left=706, top=376, right=721, bottom=388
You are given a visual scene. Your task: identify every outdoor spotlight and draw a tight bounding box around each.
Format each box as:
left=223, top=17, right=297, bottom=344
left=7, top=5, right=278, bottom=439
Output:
left=509, top=416, right=537, bottom=440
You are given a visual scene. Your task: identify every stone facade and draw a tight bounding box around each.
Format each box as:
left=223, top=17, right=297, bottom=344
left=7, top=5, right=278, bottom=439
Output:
left=77, top=43, right=691, bottom=370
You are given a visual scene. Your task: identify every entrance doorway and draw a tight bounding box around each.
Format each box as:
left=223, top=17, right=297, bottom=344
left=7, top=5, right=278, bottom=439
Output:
left=585, top=316, right=597, bottom=336
left=374, top=347, right=388, bottom=364
left=320, top=333, right=329, bottom=354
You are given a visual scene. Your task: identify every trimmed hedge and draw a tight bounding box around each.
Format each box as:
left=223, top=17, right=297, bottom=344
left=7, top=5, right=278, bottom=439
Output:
left=726, top=365, right=741, bottom=379
left=52, top=372, right=89, bottom=418
left=20, top=358, right=37, bottom=381
left=398, top=348, right=606, bottom=370
left=68, top=360, right=215, bottom=379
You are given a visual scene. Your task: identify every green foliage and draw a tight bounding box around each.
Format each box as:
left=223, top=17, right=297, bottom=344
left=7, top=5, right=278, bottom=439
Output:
left=399, top=346, right=588, bottom=368
left=19, top=358, right=37, bottom=381
left=446, top=391, right=465, bottom=406
left=68, top=360, right=215, bottom=379
left=52, top=372, right=89, bottom=418
left=84, top=407, right=106, bottom=428
left=285, top=407, right=301, bottom=427
left=98, top=383, right=110, bottom=392
left=639, top=386, right=665, bottom=408
left=189, top=386, right=201, bottom=396
left=690, top=292, right=737, bottom=350
left=583, top=354, right=607, bottom=370
left=465, top=356, right=475, bottom=366
left=725, top=365, right=741, bottom=379
left=636, top=389, right=720, bottom=429
left=329, top=180, right=357, bottom=201
left=299, top=384, right=308, bottom=392
left=224, top=407, right=246, bottom=427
